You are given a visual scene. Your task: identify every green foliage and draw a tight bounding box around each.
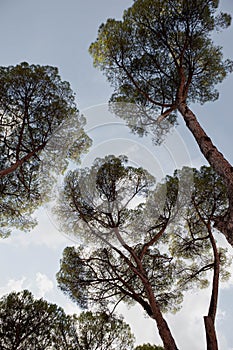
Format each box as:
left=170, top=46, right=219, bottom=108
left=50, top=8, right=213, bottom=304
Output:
left=57, top=246, right=90, bottom=309
left=89, top=0, right=233, bottom=140
left=55, top=155, right=155, bottom=245
left=57, top=159, right=231, bottom=321
left=169, top=166, right=231, bottom=290
left=56, top=156, right=186, bottom=314
left=76, top=311, right=135, bottom=350
left=0, top=289, right=77, bottom=349
left=0, top=290, right=135, bottom=350
left=0, top=162, right=39, bottom=237
left=135, top=344, right=164, bottom=350
left=57, top=244, right=183, bottom=314
left=0, top=62, right=91, bottom=236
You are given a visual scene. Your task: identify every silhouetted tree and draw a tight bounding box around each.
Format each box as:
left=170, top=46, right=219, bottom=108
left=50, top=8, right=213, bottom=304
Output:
left=89, top=0, right=233, bottom=246
left=135, top=344, right=164, bottom=350
left=56, top=156, right=230, bottom=350
left=0, top=290, right=134, bottom=350
left=0, top=62, right=91, bottom=236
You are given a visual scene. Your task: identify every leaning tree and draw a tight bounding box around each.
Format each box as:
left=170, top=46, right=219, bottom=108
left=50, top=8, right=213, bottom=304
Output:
left=89, top=0, right=233, bottom=246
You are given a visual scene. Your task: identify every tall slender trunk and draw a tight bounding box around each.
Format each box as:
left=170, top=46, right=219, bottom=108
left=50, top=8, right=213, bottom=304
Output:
left=204, top=223, right=220, bottom=350
left=178, top=103, right=233, bottom=246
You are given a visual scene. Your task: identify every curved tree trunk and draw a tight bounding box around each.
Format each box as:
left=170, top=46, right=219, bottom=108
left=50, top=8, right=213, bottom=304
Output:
left=178, top=103, right=233, bottom=246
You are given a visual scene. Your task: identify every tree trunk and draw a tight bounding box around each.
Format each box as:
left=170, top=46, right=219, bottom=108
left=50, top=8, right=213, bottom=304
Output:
left=145, top=282, right=179, bottom=350
left=203, top=224, right=220, bottom=350
left=178, top=103, right=233, bottom=246
left=113, top=229, right=179, bottom=350
left=204, top=316, right=218, bottom=350
left=207, top=224, right=220, bottom=323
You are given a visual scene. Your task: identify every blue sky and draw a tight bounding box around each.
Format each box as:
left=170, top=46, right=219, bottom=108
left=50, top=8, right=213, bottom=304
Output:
left=0, top=1, right=233, bottom=349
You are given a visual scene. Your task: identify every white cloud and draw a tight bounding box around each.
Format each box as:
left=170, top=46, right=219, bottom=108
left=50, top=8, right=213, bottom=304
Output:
left=0, top=273, right=54, bottom=300
left=62, top=301, right=81, bottom=316
left=166, top=289, right=210, bottom=349
left=117, top=303, right=161, bottom=346
left=217, top=331, right=231, bottom=350
left=35, top=272, right=54, bottom=298
left=0, top=207, right=72, bottom=250
left=0, top=276, right=28, bottom=297
left=116, top=286, right=230, bottom=349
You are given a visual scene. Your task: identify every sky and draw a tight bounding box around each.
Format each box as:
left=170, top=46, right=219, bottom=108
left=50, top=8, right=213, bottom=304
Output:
left=0, top=0, right=233, bottom=349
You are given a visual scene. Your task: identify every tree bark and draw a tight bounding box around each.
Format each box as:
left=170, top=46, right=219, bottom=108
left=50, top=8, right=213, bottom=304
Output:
left=118, top=236, right=179, bottom=349
left=204, top=316, right=218, bottom=350
left=207, top=224, right=220, bottom=322
left=144, top=281, right=179, bottom=350
left=178, top=103, right=233, bottom=246
left=203, top=224, right=220, bottom=350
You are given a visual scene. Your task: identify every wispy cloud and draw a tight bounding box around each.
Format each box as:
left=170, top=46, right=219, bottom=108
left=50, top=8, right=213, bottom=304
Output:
left=0, top=276, right=28, bottom=297
left=35, top=272, right=54, bottom=298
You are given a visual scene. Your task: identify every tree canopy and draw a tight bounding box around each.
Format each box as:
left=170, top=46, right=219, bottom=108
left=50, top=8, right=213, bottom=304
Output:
left=56, top=155, right=231, bottom=350
left=0, top=289, right=135, bottom=350
left=90, top=0, right=232, bottom=112
left=0, top=62, right=91, bottom=237
left=89, top=0, right=233, bottom=246
left=75, top=310, right=134, bottom=350
left=0, top=289, right=74, bottom=349
left=135, top=344, right=164, bottom=350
